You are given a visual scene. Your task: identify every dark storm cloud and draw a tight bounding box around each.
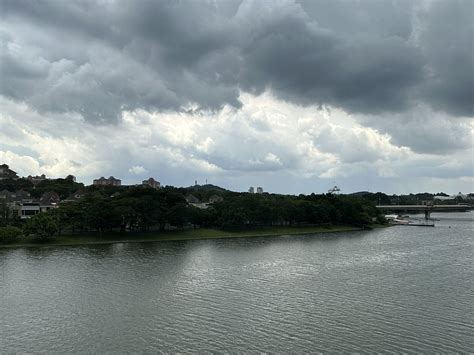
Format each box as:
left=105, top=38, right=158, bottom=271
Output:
left=0, top=0, right=472, bottom=123
left=418, top=0, right=474, bottom=117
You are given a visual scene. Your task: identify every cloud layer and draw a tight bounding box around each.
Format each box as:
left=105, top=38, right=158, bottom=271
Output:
left=0, top=0, right=472, bottom=193
left=1, top=0, right=472, bottom=121
left=1, top=93, right=472, bottom=193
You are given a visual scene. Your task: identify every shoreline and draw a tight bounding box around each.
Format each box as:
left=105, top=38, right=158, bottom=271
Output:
left=0, top=225, right=387, bottom=249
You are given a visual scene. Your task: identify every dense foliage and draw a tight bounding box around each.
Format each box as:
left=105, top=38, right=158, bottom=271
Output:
left=2, top=175, right=471, bottom=245
left=0, top=177, right=84, bottom=200
left=16, top=187, right=381, bottom=236
left=31, top=178, right=84, bottom=199
left=0, top=179, right=394, bottom=242
left=0, top=200, right=18, bottom=227
left=23, top=213, right=60, bottom=241
left=0, top=226, right=23, bottom=243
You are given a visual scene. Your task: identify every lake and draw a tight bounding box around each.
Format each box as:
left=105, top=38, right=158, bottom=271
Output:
left=1, top=212, right=473, bottom=353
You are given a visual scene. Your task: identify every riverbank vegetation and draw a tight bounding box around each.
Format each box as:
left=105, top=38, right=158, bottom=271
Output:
left=1, top=180, right=388, bottom=246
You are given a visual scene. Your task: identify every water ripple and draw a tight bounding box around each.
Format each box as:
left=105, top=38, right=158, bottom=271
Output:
left=1, top=211, right=473, bottom=353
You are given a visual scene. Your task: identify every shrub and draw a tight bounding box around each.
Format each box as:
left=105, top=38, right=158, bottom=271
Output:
left=23, top=213, right=59, bottom=241
left=0, top=226, right=23, bottom=244
left=376, top=214, right=388, bottom=224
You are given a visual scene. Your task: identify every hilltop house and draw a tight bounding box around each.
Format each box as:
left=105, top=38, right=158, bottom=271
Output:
left=142, top=177, right=161, bottom=189
left=0, top=164, right=18, bottom=180
left=65, top=175, right=76, bottom=182
left=27, top=174, right=47, bottom=185
left=93, top=176, right=121, bottom=186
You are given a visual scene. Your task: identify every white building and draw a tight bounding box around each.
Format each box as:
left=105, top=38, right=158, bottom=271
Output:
left=13, top=203, right=57, bottom=219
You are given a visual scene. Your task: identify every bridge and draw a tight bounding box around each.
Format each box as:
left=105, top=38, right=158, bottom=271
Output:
left=376, top=204, right=471, bottom=219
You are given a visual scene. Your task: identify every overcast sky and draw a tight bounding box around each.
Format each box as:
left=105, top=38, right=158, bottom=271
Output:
left=0, top=0, right=472, bottom=194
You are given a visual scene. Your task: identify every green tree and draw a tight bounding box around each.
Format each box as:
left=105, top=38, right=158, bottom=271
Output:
left=0, top=178, right=34, bottom=192
left=23, top=213, right=59, bottom=241
left=0, top=200, right=17, bottom=226
left=167, top=203, right=189, bottom=227
left=0, top=226, right=23, bottom=244
left=31, top=178, right=84, bottom=199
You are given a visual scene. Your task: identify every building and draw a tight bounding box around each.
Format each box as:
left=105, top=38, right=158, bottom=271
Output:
left=27, top=174, right=47, bottom=185
left=0, top=189, right=11, bottom=202
left=185, top=194, right=210, bottom=209
left=248, top=186, right=254, bottom=193
left=93, top=176, right=121, bottom=186
left=13, top=202, right=56, bottom=219
left=185, top=194, right=200, bottom=204
left=434, top=192, right=472, bottom=202
left=256, top=187, right=263, bottom=194
left=190, top=202, right=210, bottom=209
left=40, top=191, right=61, bottom=205
left=0, top=189, right=34, bottom=205
left=455, top=192, right=470, bottom=200
left=12, top=202, right=41, bottom=219
left=142, top=177, right=161, bottom=189
left=0, top=189, right=58, bottom=219
left=0, top=164, right=18, bottom=180
left=208, top=195, right=224, bottom=203
left=63, top=189, right=88, bottom=203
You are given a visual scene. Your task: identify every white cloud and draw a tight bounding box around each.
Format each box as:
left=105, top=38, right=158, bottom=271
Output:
left=0, top=93, right=472, bottom=194
left=0, top=151, right=41, bottom=176
left=128, top=165, right=147, bottom=175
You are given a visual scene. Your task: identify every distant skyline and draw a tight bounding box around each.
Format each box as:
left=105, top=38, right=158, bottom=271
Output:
left=0, top=0, right=472, bottom=194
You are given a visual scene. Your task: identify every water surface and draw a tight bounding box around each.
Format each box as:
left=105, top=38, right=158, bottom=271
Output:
left=1, top=212, right=473, bottom=353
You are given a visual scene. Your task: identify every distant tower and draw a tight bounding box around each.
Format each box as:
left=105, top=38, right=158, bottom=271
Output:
left=248, top=186, right=255, bottom=193
left=195, top=180, right=198, bottom=186
left=328, top=185, right=341, bottom=195
left=256, top=187, right=263, bottom=194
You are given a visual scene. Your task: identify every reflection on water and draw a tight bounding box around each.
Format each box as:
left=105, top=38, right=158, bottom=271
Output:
left=1, top=212, right=473, bottom=353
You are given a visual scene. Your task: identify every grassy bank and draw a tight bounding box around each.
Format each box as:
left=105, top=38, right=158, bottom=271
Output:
left=0, top=225, right=381, bottom=249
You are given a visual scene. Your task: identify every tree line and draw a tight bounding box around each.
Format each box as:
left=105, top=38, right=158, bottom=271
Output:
left=0, top=182, right=385, bottom=243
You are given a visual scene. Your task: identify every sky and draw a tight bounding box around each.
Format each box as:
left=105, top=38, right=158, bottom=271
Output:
left=0, top=0, right=473, bottom=195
